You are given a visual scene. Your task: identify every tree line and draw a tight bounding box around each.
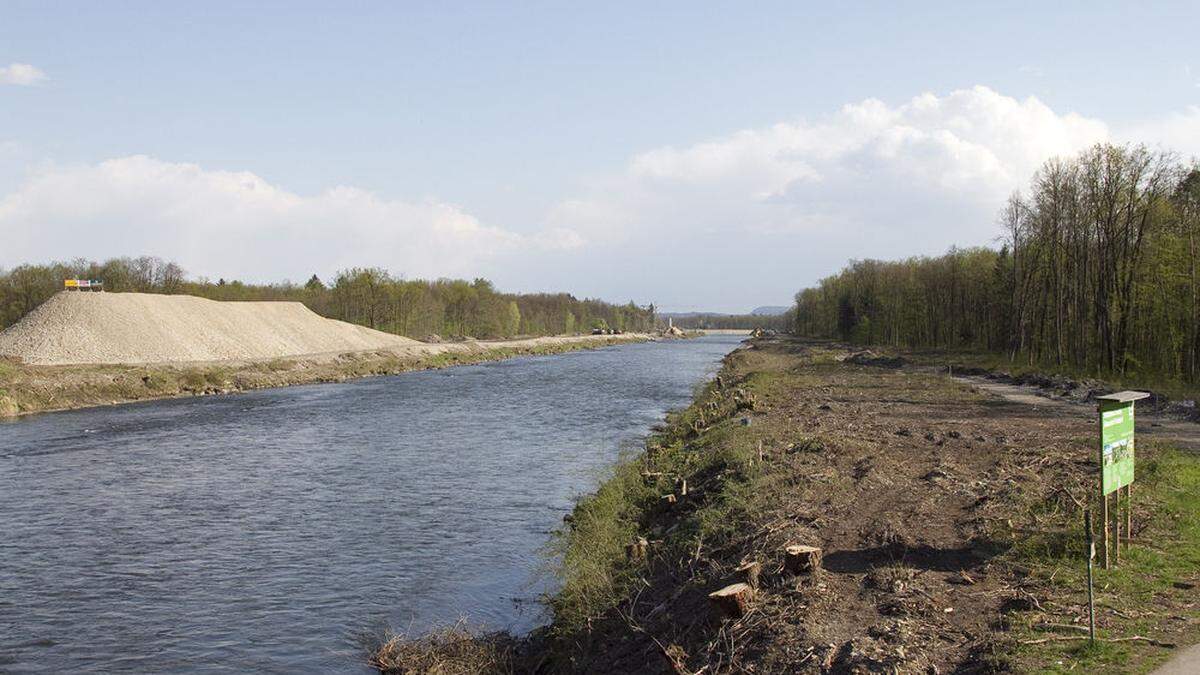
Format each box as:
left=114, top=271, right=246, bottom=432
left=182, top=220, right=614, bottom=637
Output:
left=0, top=258, right=656, bottom=339
left=794, top=143, right=1200, bottom=382
left=666, top=312, right=793, bottom=331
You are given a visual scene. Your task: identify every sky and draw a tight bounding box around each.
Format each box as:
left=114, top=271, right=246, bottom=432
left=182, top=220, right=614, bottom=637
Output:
left=2, top=1, right=1199, bottom=312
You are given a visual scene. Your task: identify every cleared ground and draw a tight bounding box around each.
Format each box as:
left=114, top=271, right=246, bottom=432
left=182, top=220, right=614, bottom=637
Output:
left=497, top=336, right=1200, bottom=674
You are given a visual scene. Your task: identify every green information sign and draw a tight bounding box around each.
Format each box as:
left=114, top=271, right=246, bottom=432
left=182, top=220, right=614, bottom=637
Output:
left=1098, top=392, right=1149, bottom=495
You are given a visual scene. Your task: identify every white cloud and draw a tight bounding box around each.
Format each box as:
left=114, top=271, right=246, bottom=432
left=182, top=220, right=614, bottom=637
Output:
left=0, top=155, right=574, bottom=282
left=639, top=86, right=1105, bottom=198
left=4, top=86, right=1194, bottom=312
left=542, top=86, right=1111, bottom=309
left=0, top=63, right=47, bottom=86
left=1125, top=106, right=1200, bottom=159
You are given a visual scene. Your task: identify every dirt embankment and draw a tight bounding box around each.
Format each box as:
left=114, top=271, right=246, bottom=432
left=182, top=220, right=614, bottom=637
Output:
left=0, top=292, right=660, bottom=417
left=390, top=336, right=1198, bottom=673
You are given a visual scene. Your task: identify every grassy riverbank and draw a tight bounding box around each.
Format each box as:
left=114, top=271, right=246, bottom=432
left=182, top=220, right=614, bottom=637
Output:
left=0, top=334, right=650, bottom=418
left=371, top=336, right=1200, bottom=673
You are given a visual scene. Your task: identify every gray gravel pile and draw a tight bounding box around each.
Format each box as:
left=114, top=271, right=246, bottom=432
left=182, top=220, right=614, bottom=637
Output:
left=0, top=291, right=419, bottom=365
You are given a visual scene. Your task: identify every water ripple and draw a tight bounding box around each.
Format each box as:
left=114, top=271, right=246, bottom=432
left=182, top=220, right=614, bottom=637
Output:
left=0, top=335, right=739, bottom=672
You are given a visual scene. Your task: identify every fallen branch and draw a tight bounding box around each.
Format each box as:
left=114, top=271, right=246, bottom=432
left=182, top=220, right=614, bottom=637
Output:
left=1020, top=635, right=1176, bottom=648
left=1033, top=622, right=1089, bottom=633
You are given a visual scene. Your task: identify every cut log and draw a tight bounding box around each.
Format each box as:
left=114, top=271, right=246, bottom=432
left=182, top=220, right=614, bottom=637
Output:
left=641, top=471, right=664, bottom=485
left=708, top=582, right=754, bottom=619
left=625, top=537, right=649, bottom=561
left=677, top=478, right=688, bottom=496
left=661, top=494, right=677, bottom=508
left=784, top=544, right=822, bottom=575
left=736, top=561, right=762, bottom=589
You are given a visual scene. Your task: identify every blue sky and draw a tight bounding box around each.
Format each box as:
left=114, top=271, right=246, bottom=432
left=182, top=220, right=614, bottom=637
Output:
left=3, top=1, right=1199, bottom=311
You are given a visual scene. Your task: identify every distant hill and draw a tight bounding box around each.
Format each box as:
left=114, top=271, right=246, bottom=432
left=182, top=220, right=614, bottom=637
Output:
left=750, top=306, right=790, bottom=316
left=659, top=306, right=791, bottom=319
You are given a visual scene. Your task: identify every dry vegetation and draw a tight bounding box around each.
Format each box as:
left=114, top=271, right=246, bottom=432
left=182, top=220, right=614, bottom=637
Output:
left=364, top=622, right=518, bottom=675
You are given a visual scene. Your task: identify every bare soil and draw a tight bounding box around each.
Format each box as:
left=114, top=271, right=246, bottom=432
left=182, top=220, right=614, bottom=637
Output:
left=536, top=336, right=1200, bottom=674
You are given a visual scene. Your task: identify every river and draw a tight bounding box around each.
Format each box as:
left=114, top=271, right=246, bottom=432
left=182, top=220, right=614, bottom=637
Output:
left=0, top=334, right=742, bottom=673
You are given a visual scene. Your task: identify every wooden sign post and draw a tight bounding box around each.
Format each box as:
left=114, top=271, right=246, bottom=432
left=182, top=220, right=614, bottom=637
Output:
left=1084, top=509, right=1097, bottom=645
left=1097, top=391, right=1149, bottom=568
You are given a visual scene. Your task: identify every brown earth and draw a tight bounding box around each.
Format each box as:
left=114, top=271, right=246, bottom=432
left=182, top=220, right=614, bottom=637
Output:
left=537, top=336, right=1199, bottom=674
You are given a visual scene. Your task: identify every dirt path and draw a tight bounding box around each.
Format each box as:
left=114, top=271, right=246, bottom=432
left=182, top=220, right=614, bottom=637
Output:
left=955, top=375, right=1200, bottom=453
left=1156, top=644, right=1200, bottom=674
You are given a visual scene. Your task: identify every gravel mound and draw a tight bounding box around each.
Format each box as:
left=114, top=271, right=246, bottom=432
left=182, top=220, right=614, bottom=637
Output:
left=0, top=292, right=420, bottom=365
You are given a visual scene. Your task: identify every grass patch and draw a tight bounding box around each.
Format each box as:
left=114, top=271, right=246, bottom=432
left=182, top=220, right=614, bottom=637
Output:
left=546, top=352, right=775, bottom=652
left=140, top=370, right=178, bottom=392
left=264, top=359, right=296, bottom=372
left=0, top=358, right=18, bottom=382
left=549, top=458, right=650, bottom=632
left=1006, top=446, right=1200, bottom=672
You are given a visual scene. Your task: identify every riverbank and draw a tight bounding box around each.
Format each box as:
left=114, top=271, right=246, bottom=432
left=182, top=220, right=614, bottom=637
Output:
left=373, top=335, right=1200, bottom=673
left=0, top=333, right=654, bottom=418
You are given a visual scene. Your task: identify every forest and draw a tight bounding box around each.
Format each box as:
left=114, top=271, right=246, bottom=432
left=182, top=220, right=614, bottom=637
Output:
left=794, top=143, right=1200, bottom=383
left=0, top=260, right=656, bottom=339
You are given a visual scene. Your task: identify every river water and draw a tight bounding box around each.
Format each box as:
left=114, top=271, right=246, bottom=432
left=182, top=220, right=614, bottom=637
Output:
left=0, top=334, right=742, bottom=673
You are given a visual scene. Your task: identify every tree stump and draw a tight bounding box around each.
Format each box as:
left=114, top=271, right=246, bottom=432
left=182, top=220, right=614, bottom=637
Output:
left=708, top=582, right=754, bottom=619
left=625, top=537, right=648, bottom=561
left=784, top=545, right=822, bottom=575
left=736, top=561, right=762, bottom=589
left=735, top=390, right=756, bottom=411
